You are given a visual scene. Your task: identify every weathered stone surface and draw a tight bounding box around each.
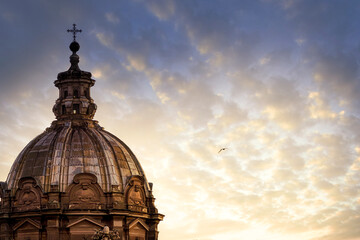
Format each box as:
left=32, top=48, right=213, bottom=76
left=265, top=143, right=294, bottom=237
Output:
left=6, top=124, right=147, bottom=195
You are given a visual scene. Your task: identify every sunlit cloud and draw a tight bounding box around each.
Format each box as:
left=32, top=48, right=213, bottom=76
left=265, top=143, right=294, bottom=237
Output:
left=144, top=0, right=175, bottom=21
left=0, top=1, right=359, bottom=240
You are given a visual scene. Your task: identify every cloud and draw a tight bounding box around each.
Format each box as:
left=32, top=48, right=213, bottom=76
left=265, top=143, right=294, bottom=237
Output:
left=126, top=53, right=147, bottom=72
left=1, top=1, right=360, bottom=240
left=308, top=91, right=338, bottom=119
left=105, top=12, right=120, bottom=24
left=311, top=51, right=360, bottom=110
left=143, top=0, right=176, bottom=20
left=251, top=77, right=310, bottom=131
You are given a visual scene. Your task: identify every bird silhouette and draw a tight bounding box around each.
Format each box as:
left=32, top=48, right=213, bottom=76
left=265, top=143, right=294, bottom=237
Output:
left=218, top=148, right=228, bottom=153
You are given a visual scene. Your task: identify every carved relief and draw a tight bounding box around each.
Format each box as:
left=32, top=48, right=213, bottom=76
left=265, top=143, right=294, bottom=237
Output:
left=20, top=188, right=37, bottom=205
left=75, top=183, right=96, bottom=202
left=126, top=176, right=147, bottom=213
left=129, top=185, right=144, bottom=206
left=64, top=173, right=105, bottom=210
left=14, top=177, right=42, bottom=212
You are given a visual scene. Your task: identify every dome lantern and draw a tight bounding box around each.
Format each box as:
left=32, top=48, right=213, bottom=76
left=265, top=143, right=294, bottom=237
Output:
left=52, top=24, right=97, bottom=124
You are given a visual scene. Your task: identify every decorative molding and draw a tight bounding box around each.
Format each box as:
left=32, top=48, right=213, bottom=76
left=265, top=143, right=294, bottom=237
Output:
left=13, top=218, right=41, bottom=231
left=129, top=218, right=149, bottom=231
left=125, top=176, right=147, bottom=213
left=67, top=216, right=104, bottom=228
left=64, top=173, right=105, bottom=210
left=14, top=177, right=43, bottom=212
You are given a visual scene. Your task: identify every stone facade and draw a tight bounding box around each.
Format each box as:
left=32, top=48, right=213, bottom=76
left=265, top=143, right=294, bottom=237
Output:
left=0, top=38, right=163, bottom=240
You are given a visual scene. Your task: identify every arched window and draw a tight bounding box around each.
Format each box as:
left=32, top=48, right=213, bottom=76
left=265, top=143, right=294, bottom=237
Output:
left=73, top=104, right=80, bottom=114
left=64, top=90, right=68, bottom=98
left=62, top=105, right=66, bottom=114
left=73, top=89, right=79, bottom=98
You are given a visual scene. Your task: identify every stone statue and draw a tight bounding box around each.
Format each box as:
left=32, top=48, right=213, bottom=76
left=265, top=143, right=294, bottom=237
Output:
left=92, top=226, right=121, bottom=240
left=129, top=185, right=144, bottom=206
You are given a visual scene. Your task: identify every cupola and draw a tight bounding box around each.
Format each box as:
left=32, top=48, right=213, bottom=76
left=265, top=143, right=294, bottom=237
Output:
left=0, top=24, right=163, bottom=240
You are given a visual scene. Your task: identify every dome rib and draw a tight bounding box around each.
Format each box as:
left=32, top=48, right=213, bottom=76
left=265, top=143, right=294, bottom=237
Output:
left=49, top=125, right=72, bottom=192
left=86, top=127, right=113, bottom=192
left=79, top=129, right=86, bottom=174
left=28, top=131, right=53, bottom=179
left=80, top=129, right=101, bottom=182
left=68, top=128, right=83, bottom=179
left=39, top=130, right=59, bottom=184
left=100, top=130, right=136, bottom=188
left=95, top=130, right=124, bottom=191
left=6, top=133, right=46, bottom=193
left=81, top=127, right=109, bottom=191
left=59, top=125, right=73, bottom=192
left=103, top=131, right=150, bottom=191
left=15, top=131, right=56, bottom=192
left=103, top=131, right=140, bottom=176
left=62, top=127, right=75, bottom=191
left=105, top=131, right=144, bottom=175
left=43, top=128, right=63, bottom=192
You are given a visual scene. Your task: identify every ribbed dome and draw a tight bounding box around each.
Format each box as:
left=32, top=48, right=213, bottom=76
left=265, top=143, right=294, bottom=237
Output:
left=5, top=37, right=149, bottom=197
left=0, top=28, right=163, bottom=240
left=6, top=123, right=147, bottom=194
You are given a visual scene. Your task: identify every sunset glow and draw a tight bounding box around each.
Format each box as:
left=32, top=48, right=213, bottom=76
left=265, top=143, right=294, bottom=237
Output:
left=0, top=1, right=360, bottom=239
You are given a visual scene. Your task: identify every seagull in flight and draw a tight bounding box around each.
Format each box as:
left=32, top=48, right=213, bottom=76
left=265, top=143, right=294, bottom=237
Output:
left=218, top=147, right=228, bottom=153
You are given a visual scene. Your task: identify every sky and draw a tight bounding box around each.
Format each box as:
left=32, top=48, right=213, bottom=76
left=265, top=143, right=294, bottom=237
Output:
left=0, top=0, right=360, bottom=239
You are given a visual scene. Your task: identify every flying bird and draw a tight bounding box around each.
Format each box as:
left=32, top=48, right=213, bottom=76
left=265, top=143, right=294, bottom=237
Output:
left=218, top=148, right=228, bottom=153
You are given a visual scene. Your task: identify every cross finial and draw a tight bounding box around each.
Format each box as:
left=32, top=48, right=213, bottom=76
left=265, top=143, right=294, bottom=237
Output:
left=67, top=24, right=82, bottom=42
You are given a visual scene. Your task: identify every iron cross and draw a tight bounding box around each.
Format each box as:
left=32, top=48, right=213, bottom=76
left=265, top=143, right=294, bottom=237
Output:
left=67, top=24, right=82, bottom=42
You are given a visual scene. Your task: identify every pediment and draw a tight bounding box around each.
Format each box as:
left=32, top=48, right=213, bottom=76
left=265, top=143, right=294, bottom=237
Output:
left=129, top=218, right=149, bottom=231
left=67, top=217, right=104, bottom=228
left=13, top=218, right=41, bottom=231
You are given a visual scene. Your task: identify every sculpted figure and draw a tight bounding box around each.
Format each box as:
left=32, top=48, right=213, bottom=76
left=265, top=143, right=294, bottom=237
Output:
left=21, top=187, right=37, bottom=205
left=129, top=185, right=144, bottom=206
left=76, top=183, right=95, bottom=202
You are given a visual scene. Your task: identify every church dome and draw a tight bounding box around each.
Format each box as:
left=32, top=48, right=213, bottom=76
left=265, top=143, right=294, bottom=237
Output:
left=6, top=123, right=148, bottom=195
left=6, top=35, right=149, bottom=197
left=0, top=25, right=163, bottom=240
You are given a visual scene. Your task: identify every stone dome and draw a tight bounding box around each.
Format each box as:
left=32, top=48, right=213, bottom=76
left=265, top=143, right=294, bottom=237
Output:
left=6, top=123, right=148, bottom=195
left=6, top=38, right=150, bottom=197
left=0, top=29, right=163, bottom=240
